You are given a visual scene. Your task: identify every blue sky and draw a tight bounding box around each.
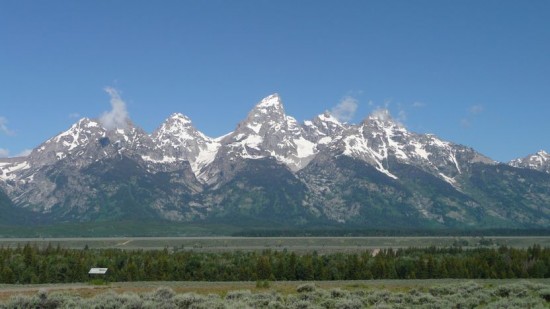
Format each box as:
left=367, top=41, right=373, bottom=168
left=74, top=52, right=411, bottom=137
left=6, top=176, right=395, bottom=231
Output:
left=1, top=0, right=549, bottom=162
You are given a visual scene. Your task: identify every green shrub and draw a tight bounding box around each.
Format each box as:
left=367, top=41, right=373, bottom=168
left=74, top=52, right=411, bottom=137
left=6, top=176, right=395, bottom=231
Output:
left=267, top=300, right=285, bottom=309
left=173, top=293, right=206, bottom=308
left=296, top=283, right=317, bottom=293
left=188, top=299, right=225, bottom=309
left=247, top=292, right=281, bottom=307
left=117, top=293, right=143, bottom=309
left=88, top=291, right=125, bottom=309
left=225, top=300, right=253, bottom=309
left=486, top=297, right=546, bottom=309
left=319, top=298, right=337, bottom=309
left=225, top=290, right=252, bottom=301
left=329, top=288, right=349, bottom=299
left=492, top=283, right=528, bottom=298
left=388, top=292, right=406, bottom=304
left=372, top=303, right=392, bottom=309
left=411, top=293, right=437, bottom=305
left=6, top=294, right=34, bottom=308
left=429, top=284, right=455, bottom=296
left=334, top=298, right=363, bottom=309
left=287, top=299, right=314, bottom=309
left=256, top=280, right=271, bottom=289
left=366, top=290, right=390, bottom=305
left=539, top=288, right=550, bottom=302
left=408, top=288, right=422, bottom=296
left=456, top=281, right=482, bottom=295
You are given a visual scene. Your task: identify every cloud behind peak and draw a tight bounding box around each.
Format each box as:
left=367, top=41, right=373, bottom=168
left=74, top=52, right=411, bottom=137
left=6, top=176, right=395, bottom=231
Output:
left=329, top=96, right=358, bottom=122
left=99, top=87, right=130, bottom=130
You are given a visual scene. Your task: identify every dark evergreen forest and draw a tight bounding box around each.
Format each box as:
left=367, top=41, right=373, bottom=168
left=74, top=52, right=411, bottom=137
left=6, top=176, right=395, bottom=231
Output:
left=0, top=244, right=548, bottom=284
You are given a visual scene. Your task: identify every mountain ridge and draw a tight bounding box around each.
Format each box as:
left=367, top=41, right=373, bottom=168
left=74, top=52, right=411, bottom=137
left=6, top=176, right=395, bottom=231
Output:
left=1, top=94, right=549, bottom=229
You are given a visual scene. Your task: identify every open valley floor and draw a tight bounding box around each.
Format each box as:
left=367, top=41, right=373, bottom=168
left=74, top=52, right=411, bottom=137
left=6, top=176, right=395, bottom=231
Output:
left=0, top=236, right=548, bottom=253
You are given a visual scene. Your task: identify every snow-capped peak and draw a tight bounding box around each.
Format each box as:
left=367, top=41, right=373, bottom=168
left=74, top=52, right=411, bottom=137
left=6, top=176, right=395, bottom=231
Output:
left=303, top=112, right=348, bottom=145
left=45, top=117, right=105, bottom=151
left=59, top=117, right=101, bottom=136
left=150, top=113, right=220, bottom=178
left=247, top=94, right=286, bottom=118
left=168, top=112, right=192, bottom=124
left=208, top=94, right=317, bottom=176
left=77, top=117, right=101, bottom=128
left=154, top=113, right=197, bottom=141
left=509, top=149, right=550, bottom=173
left=256, top=93, right=282, bottom=108
left=10, top=117, right=144, bottom=170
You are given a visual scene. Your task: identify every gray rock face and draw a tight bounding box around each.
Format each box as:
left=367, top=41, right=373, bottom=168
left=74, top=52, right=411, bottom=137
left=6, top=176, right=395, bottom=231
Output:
left=0, top=93, right=549, bottom=228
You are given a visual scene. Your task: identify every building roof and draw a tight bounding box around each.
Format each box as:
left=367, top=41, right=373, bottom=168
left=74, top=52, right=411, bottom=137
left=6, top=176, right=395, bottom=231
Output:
left=88, top=268, right=108, bottom=275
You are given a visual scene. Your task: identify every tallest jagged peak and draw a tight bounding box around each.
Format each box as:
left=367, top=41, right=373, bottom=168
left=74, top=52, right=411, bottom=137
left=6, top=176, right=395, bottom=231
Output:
left=254, top=93, right=284, bottom=111
left=246, top=93, right=286, bottom=120
left=168, top=112, right=192, bottom=125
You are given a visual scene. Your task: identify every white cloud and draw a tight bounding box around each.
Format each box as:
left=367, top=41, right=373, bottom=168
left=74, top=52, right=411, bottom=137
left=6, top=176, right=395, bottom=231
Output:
left=69, top=113, right=81, bottom=119
left=461, top=104, right=484, bottom=129
left=397, top=109, right=407, bottom=122
left=0, top=117, right=15, bottom=136
left=0, top=148, right=9, bottom=158
left=0, top=148, right=33, bottom=158
left=368, top=100, right=405, bottom=125
left=17, top=149, right=32, bottom=157
left=330, top=96, right=358, bottom=122
left=99, top=87, right=130, bottom=130
left=469, top=105, right=484, bottom=115
left=412, top=102, right=426, bottom=108
left=371, top=108, right=392, bottom=121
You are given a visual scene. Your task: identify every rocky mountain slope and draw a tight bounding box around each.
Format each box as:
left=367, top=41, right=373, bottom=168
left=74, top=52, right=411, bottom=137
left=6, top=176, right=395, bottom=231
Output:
left=1, top=94, right=549, bottom=228
left=509, top=150, right=550, bottom=174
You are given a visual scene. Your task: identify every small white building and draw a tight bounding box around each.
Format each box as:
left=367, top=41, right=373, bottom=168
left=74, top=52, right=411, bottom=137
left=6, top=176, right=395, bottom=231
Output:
left=88, top=268, right=108, bottom=275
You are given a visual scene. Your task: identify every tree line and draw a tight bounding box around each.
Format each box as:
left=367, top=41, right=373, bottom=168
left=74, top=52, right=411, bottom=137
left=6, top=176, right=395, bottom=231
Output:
left=0, top=244, right=548, bottom=283
left=233, top=228, right=550, bottom=237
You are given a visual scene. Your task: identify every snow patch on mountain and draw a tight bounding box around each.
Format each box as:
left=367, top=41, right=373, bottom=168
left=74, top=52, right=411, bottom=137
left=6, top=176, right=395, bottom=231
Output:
left=0, top=160, right=30, bottom=181
left=341, top=132, right=398, bottom=179
left=295, top=137, right=316, bottom=158
left=141, top=155, right=177, bottom=164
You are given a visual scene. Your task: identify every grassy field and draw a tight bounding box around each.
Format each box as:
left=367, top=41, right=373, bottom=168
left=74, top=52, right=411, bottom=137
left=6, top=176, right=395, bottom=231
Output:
left=0, top=236, right=548, bottom=252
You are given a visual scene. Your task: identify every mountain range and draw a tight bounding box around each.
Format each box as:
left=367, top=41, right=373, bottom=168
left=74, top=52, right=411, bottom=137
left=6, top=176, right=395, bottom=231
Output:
left=1, top=94, right=549, bottom=229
